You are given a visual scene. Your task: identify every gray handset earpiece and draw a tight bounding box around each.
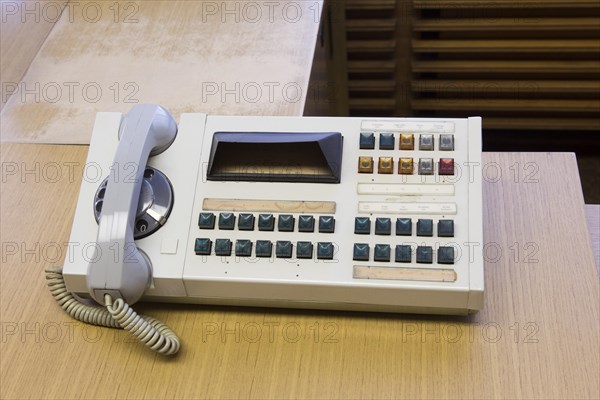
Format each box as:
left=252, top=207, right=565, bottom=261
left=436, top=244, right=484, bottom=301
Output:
left=87, top=104, right=177, bottom=305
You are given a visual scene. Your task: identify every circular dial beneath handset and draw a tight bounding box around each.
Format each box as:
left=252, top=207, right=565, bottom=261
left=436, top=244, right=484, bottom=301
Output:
left=93, top=167, right=174, bottom=239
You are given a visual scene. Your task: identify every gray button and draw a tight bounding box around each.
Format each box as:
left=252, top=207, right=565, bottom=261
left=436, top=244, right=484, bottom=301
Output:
left=419, top=134, right=434, bottom=150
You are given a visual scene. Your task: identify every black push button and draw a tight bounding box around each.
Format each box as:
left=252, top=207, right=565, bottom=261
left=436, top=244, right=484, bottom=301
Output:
left=278, top=215, right=295, bottom=232
left=238, top=213, right=255, bottom=231
left=298, top=215, right=315, bottom=232
left=375, top=218, right=391, bottom=235
left=396, top=218, right=412, bottom=236
left=198, top=213, right=215, bottom=229
left=416, top=246, right=433, bottom=263
left=360, top=132, right=375, bottom=149
left=235, top=240, right=252, bottom=257
left=194, top=238, right=212, bottom=255
left=417, top=219, right=433, bottom=237
left=318, top=216, right=335, bottom=233
left=379, top=133, right=395, bottom=150
left=296, top=241, right=313, bottom=259
left=438, top=246, right=455, bottom=264
left=218, top=213, right=235, bottom=230
left=438, top=219, right=454, bottom=237
left=276, top=241, right=293, bottom=258
left=255, top=240, right=272, bottom=258
left=258, top=214, right=274, bottom=231
left=353, top=243, right=369, bottom=261
left=317, top=242, right=334, bottom=259
left=354, top=217, right=370, bottom=234
left=395, top=245, right=411, bottom=263
left=374, top=244, right=391, bottom=262
left=214, top=239, right=232, bottom=256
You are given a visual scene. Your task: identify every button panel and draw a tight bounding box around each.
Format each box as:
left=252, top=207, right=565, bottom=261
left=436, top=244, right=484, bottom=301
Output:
left=351, top=216, right=457, bottom=265
left=195, top=211, right=338, bottom=261
left=192, top=125, right=463, bottom=275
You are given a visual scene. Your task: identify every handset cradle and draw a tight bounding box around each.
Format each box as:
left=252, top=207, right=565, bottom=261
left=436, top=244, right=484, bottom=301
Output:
left=87, top=104, right=177, bottom=305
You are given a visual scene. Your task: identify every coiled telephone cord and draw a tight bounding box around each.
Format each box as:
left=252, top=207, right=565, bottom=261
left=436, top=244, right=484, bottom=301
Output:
left=45, top=267, right=180, bottom=355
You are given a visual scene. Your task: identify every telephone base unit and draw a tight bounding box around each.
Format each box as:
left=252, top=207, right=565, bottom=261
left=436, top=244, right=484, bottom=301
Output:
left=63, top=112, right=484, bottom=316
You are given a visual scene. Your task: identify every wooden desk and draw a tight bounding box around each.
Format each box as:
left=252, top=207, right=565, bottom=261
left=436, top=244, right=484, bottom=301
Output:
left=1, top=147, right=598, bottom=399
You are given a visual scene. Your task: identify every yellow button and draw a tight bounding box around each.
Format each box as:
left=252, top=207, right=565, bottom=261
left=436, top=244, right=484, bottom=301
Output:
left=399, top=134, right=414, bottom=150
left=378, top=157, right=394, bottom=174
left=399, top=158, right=414, bottom=174
left=358, top=157, right=374, bottom=173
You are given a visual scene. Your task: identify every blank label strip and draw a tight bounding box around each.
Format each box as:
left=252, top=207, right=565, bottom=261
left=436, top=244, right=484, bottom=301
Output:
left=361, top=120, right=455, bottom=133
left=353, top=266, right=457, bottom=282
left=203, top=198, right=336, bottom=213
left=358, top=202, right=457, bottom=215
left=357, top=183, right=454, bottom=196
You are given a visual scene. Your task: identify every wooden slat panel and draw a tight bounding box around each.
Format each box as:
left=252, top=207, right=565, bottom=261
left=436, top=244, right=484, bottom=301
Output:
left=412, top=80, right=600, bottom=93
left=349, top=80, right=396, bottom=91
left=347, top=40, right=396, bottom=51
left=483, top=117, right=600, bottom=130
left=412, top=39, right=600, bottom=53
left=346, top=0, right=395, bottom=10
left=413, top=17, right=600, bottom=32
left=412, top=60, right=600, bottom=74
left=348, top=60, right=396, bottom=73
left=414, top=0, right=600, bottom=9
left=346, top=19, right=396, bottom=32
left=411, top=98, right=600, bottom=112
left=349, top=98, right=396, bottom=109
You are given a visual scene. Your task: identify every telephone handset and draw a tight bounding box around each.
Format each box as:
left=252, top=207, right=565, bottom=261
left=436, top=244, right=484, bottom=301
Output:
left=88, top=104, right=176, bottom=305
left=46, top=104, right=181, bottom=355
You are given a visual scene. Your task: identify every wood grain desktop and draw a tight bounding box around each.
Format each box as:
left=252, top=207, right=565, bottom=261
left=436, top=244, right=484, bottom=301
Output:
left=1, top=146, right=598, bottom=399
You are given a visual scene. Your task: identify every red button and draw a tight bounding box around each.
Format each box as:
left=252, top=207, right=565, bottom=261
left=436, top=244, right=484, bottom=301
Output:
left=439, top=158, right=454, bottom=175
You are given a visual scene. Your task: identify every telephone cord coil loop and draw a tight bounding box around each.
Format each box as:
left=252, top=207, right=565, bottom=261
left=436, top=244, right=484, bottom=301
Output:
left=45, top=268, right=180, bottom=355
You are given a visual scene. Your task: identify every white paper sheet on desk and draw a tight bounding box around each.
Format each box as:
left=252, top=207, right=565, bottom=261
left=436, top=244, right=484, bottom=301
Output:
left=1, top=1, right=322, bottom=144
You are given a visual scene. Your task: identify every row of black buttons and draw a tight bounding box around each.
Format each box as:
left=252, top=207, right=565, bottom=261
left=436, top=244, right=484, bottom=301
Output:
left=198, top=212, right=335, bottom=233
left=353, top=244, right=454, bottom=264
left=355, top=218, right=454, bottom=237
left=195, top=238, right=335, bottom=259
left=360, top=132, right=454, bottom=151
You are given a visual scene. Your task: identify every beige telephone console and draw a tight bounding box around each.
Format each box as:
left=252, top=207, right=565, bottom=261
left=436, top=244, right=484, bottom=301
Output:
left=47, top=104, right=484, bottom=356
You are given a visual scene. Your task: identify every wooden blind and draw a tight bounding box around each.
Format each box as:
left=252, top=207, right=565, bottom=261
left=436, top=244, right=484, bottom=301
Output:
left=327, top=0, right=600, bottom=132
